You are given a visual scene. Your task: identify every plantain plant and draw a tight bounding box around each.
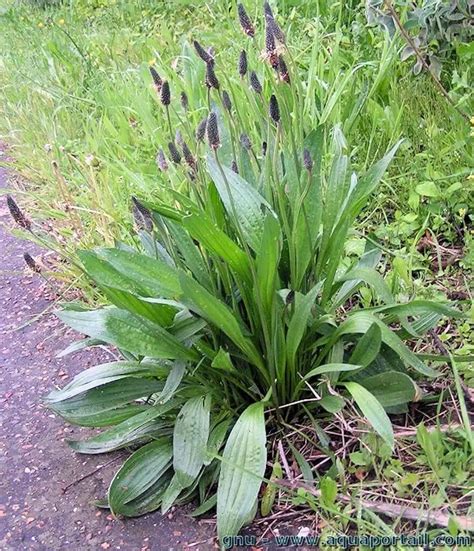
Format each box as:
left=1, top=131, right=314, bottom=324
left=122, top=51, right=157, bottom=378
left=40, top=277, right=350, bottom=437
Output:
left=44, top=3, right=459, bottom=542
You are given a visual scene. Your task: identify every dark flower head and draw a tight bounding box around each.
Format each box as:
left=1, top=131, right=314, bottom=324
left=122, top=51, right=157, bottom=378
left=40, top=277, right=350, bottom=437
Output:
left=160, top=80, right=171, bottom=106
left=205, top=62, right=220, bottom=90
left=222, top=90, right=232, bottom=112
left=250, top=71, right=262, bottom=94
left=265, top=24, right=276, bottom=55
left=156, top=149, right=168, bottom=172
left=237, top=3, right=255, bottom=37
left=278, top=55, right=290, bottom=83
left=23, top=253, right=41, bottom=273
left=168, top=141, right=182, bottom=164
left=240, top=133, right=252, bottom=150
left=269, top=94, right=280, bottom=123
left=132, top=196, right=154, bottom=232
left=196, top=116, right=207, bottom=141
left=207, top=111, right=220, bottom=150
left=6, top=195, right=31, bottom=230
left=149, top=67, right=162, bottom=91
left=175, top=130, right=184, bottom=146
left=262, top=141, right=268, bottom=156
left=193, top=40, right=213, bottom=64
left=303, top=149, right=313, bottom=172
left=180, top=91, right=189, bottom=111
left=263, top=1, right=274, bottom=18
left=182, top=141, right=196, bottom=170
left=238, top=50, right=248, bottom=77
left=265, top=12, right=285, bottom=44
left=231, top=160, right=239, bottom=173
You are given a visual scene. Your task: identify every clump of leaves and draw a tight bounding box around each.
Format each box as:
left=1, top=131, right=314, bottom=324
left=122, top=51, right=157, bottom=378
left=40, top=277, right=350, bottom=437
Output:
left=366, top=0, right=474, bottom=78
left=45, top=3, right=460, bottom=543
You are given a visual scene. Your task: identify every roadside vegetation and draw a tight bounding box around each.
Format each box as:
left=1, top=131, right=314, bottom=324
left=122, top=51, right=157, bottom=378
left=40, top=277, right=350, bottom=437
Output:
left=1, top=0, right=472, bottom=546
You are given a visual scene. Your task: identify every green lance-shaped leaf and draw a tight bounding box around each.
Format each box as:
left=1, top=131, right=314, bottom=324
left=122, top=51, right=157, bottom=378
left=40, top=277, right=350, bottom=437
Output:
left=358, top=371, right=418, bottom=408
left=178, top=273, right=265, bottom=373
left=47, top=377, right=163, bottom=427
left=343, top=382, right=394, bottom=449
left=183, top=212, right=252, bottom=283
left=348, top=323, right=382, bottom=368
left=68, top=401, right=178, bottom=454
left=296, top=363, right=363, bottom=393
left=79, top=248, right=181, bottom=299
left=108, top=438, right=172, bottom=516
left=336, top=266, right=393, bottom=305
left=45, top=361, right=168, bottom=403
left=173, top=395, right=211, bottom=488
left=336, top=312, right=439, bottom=377
left=256, top=214, right=282, bottom=315
left=58, top=307, right=198, bottom=362
left=207, top=154, right=277, bottom=253
left=217, top=402, right=267, bottom=542
left=286, top=282, right=322, bottom=370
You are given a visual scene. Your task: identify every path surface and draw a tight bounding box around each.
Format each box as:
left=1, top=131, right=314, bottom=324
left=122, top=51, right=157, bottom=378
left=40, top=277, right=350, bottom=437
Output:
left=0, top=165, right=216, bottom=550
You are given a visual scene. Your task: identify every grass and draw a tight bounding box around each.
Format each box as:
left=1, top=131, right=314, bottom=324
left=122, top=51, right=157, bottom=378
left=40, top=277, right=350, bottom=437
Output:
left=1, top=0, right=473, bottom=545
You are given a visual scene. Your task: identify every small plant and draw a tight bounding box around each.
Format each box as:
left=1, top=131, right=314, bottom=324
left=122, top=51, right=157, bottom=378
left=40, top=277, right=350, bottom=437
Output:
left=367, top=0, right=474, bottom=78
left=44, top=3, right=460, bottom=543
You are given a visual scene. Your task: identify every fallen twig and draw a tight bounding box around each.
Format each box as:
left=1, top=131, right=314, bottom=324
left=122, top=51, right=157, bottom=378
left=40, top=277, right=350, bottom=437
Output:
left=275, top=479, right=474, bottom=531
left=61, top=454, right=125, bottom=493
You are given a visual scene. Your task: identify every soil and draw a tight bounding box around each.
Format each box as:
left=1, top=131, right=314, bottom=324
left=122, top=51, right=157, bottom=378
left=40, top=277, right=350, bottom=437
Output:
left=0, top=164, right=217, bottom=551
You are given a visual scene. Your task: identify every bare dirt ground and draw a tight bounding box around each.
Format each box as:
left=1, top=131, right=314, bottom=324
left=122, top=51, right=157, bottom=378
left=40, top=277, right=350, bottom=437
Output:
left=0, top=164, right=216, bottom=551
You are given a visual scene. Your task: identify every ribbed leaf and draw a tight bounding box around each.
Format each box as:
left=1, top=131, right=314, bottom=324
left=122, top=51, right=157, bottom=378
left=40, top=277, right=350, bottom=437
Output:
left=207, top=155, right=276, bottom=252
left=343, top=382, right=394, bottom=448
left=48, top=377, right=163, bottom=427
left=46, top=361, right=168, bottom=403
left=108, top=439, right=172, bottom=515
left=178, top=273, right=264, bottom=371
left=58, top=308, right=198, bottom=362
left=161, top=473, right=183, bottom=514
left=79, top=248, right=181, bottom=298
left=217, top=402, right=267, bottom=541
left=338, top=312, right=439, bottom=377
left=348, top=323, right=382, bottom=367
left=68, top=402, right=177, bottom=454
left=256, top=214, right=282, bottom=314
left=183, top=212, right=251, bottom=282
left=359, top=371, right=418, bottom=407
left=337, top=267, right=393, bottom=304
left=173, top=396, right=211, bottom=488
left=286, top=283, right=322, bottom=369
